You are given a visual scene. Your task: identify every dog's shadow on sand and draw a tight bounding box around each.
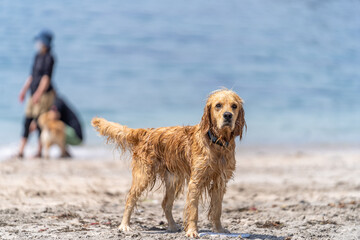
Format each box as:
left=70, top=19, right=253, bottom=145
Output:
left=144, top=227, right=287, bottom=240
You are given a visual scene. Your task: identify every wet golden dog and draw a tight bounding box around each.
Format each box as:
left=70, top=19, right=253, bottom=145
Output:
left=92, top=89, right=246, bottom=237
left=37, top=111, right=67, bottom=158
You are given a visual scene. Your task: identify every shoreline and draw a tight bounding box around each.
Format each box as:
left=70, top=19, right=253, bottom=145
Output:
left=1, top=141, right=359, bottom=162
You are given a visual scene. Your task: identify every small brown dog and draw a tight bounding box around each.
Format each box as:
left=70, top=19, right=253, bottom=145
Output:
left=92, top=89, right=246, bottom=237
left=37, top=111, right=67, bottom=158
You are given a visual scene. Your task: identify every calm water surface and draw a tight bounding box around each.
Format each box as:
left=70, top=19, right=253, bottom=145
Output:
left=0, top=0, right=359, bottom=148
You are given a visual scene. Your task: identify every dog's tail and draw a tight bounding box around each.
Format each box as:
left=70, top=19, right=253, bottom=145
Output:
left=91, top=117, right=147, bottom=152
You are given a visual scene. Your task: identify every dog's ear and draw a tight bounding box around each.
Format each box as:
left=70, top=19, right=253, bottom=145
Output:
left=233, top=105, right=246, bottom=140
left=200, top=104, right=211, bottom=134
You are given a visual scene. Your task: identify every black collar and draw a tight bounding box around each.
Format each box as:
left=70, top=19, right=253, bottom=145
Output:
left=207, top=130, right=229, bottom=147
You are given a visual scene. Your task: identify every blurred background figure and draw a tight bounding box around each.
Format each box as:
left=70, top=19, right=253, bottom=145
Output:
left=17, top=30, right=56, bottom=158
left=35, top=95, right=83, bottom=159
left=50, top=96, right=83, bottom=156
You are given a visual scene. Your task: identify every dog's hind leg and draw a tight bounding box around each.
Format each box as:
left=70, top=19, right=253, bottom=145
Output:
left=59, top=140, right=68, bottom=158
left=162, top=172, right=180, bottom=232
left=119, top=163, right=152, bottom=232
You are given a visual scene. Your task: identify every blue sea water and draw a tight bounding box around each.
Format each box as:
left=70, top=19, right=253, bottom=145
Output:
left=0, top=0, right=360, bottom=151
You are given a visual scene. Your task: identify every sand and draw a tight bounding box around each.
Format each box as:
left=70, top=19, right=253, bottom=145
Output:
left=0, top=146, right=359, bottom=240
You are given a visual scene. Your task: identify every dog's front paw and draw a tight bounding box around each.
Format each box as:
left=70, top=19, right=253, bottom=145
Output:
left=186, top=228, right=199, bottom=238
left=167, top=223, right=181, bottom=232
left=118, top=223, right=132, bottom=232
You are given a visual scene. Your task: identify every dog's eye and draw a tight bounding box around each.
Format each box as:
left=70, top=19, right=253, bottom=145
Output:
left=232, top=104, right=237, bottom=109
left=215, top=103, right=222, bottom=108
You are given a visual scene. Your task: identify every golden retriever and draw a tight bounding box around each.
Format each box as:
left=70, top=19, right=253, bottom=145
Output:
left=37, top=111, right=67, bottom=158
left=91, top=89, right=246, bottom=237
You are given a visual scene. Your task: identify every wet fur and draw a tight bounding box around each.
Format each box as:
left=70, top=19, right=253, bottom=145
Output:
left=92, top=89, right=246, bottom=237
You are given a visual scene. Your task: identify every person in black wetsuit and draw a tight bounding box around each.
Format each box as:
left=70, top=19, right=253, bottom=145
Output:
left=17, top=30, right=56, bottom=158
left=50, top=96, right=83, bottom=148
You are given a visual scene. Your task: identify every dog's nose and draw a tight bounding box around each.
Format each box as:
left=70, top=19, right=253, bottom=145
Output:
left=223, top=112, right=232, bottom=121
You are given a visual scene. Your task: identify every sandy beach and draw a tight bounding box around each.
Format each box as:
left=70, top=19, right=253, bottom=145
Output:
left=2, top=1, right=360, bottom=240
left=0, top=146, right=359, bottom=240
